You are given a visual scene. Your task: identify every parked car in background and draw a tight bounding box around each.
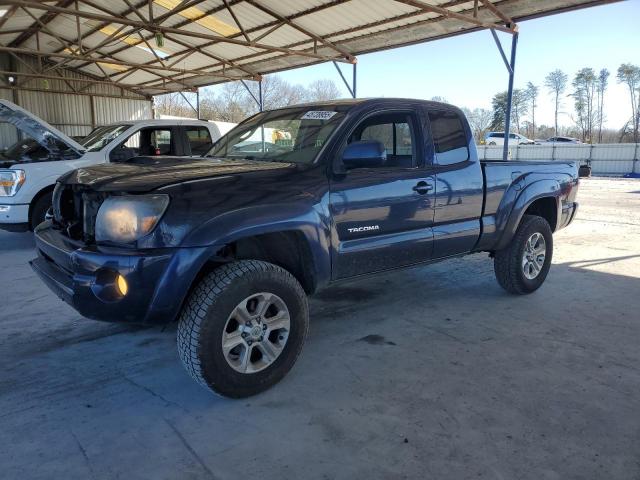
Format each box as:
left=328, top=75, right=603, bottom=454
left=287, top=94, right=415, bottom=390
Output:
left=0, top=99, right=222, bottom=232
left=483, top=131, right=536, bottom=146
left=541, top=136, right=582, bottom=144
left=31, top=98, right=579, bottom=397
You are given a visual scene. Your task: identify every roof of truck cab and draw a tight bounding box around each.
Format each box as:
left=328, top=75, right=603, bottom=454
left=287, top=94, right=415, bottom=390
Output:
left=105, top=119, right=214, bottom=127
left=267, top=97, right=455, bottom=111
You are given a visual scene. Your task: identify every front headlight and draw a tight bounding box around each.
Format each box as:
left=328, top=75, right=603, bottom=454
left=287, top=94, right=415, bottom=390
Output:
left=0, top=170, right=26, bottom=197
left=95, top=194, right=169, bottom=243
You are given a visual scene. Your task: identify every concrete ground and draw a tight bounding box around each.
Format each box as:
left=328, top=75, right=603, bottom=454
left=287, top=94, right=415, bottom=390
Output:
left=1, top=177, right=639, bottom=480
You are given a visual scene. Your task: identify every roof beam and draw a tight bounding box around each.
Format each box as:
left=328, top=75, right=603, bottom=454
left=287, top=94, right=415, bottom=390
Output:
left=222, top=0, right=250, bottom=43
left=51, top=0, right=148, bottom=63
left=99, top=1, right=357, bottom=82
left=0, top=84, right=149, bottom=99
left=0, top=68, right=178, bottom=93
left=479, top=0, right=514, bottom=26
left=1, top=0, right=354, bottom=62
left=128, top=0, right=512, bottom=92
left=0, top=46, right=253, bottom=81
left=119, top=0, right=148, bottom=23
left=8, top=0, right=75, bottom=48
left=243, top=0, right=356, bottom=62
left=0, top=6, right=18, bottom=29
left=160, top=32, right=260, bottom=78
left=153, top=0, right=210, bottom=25
left=169, top=0, right=495, bottom=79
left=65, top=0, right=348, bottom=78
left=393, top=0, right=516, bottom=34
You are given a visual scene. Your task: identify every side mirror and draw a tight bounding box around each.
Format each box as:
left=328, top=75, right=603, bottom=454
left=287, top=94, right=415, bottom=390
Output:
left=341, top=140, right=387, bottom=169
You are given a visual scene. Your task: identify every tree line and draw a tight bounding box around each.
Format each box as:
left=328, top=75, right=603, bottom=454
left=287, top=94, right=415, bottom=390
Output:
left=154, top=76, right=342, bottom=123
left=155, top=62, right=640, bottom=144
left=477, top=63, right=639, bottom=144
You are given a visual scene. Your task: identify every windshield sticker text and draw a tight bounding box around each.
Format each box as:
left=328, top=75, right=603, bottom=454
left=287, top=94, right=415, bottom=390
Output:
left=301, top=111, right=337, bottom=121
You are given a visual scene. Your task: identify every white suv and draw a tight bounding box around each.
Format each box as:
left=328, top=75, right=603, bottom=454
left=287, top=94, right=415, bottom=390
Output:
left=484, top=131, right=535, bottom=146
left=0, top=100, right=223, bottom=232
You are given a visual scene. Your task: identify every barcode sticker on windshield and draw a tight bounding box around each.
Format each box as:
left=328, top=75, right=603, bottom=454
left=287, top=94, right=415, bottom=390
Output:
left=301, top=111, right=337, bottom=121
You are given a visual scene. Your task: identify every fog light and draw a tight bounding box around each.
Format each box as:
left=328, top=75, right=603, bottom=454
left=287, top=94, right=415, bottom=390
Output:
left=116, top=274, right=128, bottom=296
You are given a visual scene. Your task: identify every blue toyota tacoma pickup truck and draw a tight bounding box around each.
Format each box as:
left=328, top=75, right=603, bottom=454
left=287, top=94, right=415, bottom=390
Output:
left=30, top=99, right=579, bottom=397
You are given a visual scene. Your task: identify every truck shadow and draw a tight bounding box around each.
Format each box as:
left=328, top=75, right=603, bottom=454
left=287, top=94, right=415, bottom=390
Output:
left=3, top=251, right=639, bottom=413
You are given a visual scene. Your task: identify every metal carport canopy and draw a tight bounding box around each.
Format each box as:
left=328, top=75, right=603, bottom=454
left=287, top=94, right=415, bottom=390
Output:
left=0, top=0, right=619, bottom=97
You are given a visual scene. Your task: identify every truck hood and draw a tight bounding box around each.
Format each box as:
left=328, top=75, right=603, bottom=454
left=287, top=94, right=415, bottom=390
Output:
left=59, top=156, right=297, bottom=191
left=0, top=99, right=85, bottom=165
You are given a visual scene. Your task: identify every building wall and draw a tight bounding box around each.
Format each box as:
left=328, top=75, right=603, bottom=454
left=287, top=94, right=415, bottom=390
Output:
left=1, top=54, right=152, bottom=146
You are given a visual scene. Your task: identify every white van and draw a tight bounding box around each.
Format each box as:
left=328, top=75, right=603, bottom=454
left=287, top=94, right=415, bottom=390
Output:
left=0, top=100, right=222, bottom=232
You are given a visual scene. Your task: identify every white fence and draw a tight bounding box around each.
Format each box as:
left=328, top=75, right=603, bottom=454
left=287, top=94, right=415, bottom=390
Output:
left=477, top=144, right=640, bottom=176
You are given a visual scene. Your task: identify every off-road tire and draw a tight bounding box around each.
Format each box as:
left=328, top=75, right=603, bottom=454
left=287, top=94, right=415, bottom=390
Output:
left=177, top=260, right=309, bottom=398
left=30, top=192, right=52, bottom=230
left=494, top=215, right=553, bottom=294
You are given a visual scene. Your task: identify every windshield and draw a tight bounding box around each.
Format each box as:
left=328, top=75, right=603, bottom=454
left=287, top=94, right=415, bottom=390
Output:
left=81, top=124, right=130, bottom=152
left=208, top=106, right=348, bottom=164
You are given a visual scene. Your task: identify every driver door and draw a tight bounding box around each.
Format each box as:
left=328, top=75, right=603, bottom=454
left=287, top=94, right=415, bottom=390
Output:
left=329, top=110, right=436, bottom=279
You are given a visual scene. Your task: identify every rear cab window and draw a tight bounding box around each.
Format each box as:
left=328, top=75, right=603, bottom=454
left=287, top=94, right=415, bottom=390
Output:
left=427, top=109, right=469, bottom=165
left=185, top=126, right=213, bottom=155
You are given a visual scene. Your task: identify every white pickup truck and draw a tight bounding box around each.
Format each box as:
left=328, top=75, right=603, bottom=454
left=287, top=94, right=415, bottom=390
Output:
left=0, top=99, right=223, bottom=232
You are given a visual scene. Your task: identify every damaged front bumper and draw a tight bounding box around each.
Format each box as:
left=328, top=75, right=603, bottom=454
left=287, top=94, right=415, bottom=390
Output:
left=30, top=222, right=209, bottom=325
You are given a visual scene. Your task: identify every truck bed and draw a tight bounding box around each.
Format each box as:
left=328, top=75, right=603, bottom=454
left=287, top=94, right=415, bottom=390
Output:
left=481, top=160, right=577, bottom=216
left=475, top=160, right=579, bottom=251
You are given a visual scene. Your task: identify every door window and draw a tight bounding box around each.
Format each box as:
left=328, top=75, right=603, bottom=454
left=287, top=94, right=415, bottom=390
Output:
left=110, top=127, right=173, bottom=162
left=150, top=129, right=172, bottom=154
left=350, top=113, right=416, bottom=167
left=428, top=110, right=469, bottom=165
left=186, top=126, right=212, bottom=155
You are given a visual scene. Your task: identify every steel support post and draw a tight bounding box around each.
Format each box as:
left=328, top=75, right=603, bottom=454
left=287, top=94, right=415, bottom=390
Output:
left=503, top=32, right=518, bottom=161
left=196, top=88, right=200, bottom=118
left=352, top=63, right=357, bottom=98
left=490, top=29, right=518, bottom=161
left=333, top=60, right=356, bottom=98
left=179, top=90, right=198, bottom=116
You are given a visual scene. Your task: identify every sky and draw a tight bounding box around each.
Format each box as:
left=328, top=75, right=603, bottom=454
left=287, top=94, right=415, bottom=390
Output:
left=204, top=0, right=640, bottom=130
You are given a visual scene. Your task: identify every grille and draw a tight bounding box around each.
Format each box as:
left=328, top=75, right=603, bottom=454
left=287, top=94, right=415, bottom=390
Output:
left=52, top=182, right=105, bottom=242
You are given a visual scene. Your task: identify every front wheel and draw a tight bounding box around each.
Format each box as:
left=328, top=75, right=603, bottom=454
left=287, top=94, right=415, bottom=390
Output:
left=30, top=193, right=52, bottom=230
left=177, top=260, right=309, bottom=398
left=494, top=215, right=553, bottom=294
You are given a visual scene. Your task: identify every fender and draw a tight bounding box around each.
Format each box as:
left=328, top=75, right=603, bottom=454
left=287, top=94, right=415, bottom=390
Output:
left=494, top=177, right=561, bottom=251
left=181, top=200, right=333, bottom=289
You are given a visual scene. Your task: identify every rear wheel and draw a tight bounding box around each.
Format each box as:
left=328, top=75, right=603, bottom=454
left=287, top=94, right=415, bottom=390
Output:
left=177, top=260, right=309, bottom=398
left=494, top=215, right=553, bottom=294
left=30, top=192, right=52, bottom=230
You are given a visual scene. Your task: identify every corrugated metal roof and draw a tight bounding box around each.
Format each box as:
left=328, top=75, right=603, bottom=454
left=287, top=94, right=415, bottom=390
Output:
left=0, top=0, right=620, bottom=96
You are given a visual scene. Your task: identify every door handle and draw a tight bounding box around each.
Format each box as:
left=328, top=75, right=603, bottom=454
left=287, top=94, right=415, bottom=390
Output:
left=412, top=181, right=433, bottom=195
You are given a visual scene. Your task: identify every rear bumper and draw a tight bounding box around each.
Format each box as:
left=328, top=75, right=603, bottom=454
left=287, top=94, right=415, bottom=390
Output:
left=558, top=201, right=578, bottom=230
left=0, top=203, right=29, bottom=231
left=31, top=222, right=209, bottom=324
